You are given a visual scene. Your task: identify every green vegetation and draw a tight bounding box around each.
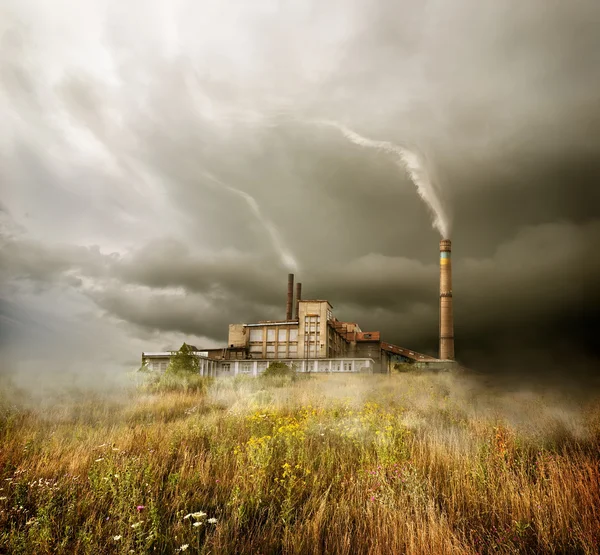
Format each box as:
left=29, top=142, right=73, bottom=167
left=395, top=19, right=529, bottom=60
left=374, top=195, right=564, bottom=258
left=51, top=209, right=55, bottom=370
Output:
left=1, top=373, right=599, bottom=554
left=262, top=361, right=294, bottom=378
left=167, top=343, right=200, bottom=375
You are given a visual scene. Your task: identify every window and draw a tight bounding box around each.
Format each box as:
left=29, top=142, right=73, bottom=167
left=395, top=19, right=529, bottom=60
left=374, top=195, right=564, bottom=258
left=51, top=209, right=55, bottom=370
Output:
left=289, top=329, right=298, bottom=341
left=267, top=329, right=276, bottom=341
left=278, top=329, right=287, bottom=341
left=249, top=345, right=263, bottom=353
left=249, top=329, right=263, bottom=342
left=160, top=362, right=167, bottom=372
left=289, top=345, right=297, bottom=353
left=344, top=362, right=352, bottom=372
left=240, top=362, right=253, bottom=374
left=222, top=363, right=231, bottom=372
left=266, top=345, right=275, bottom=352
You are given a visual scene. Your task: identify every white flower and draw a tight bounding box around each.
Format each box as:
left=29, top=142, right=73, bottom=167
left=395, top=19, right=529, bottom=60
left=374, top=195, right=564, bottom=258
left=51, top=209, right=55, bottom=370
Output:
left=131, top=521, right=143, bottom=529
left=208, top=518, right=217, bottom=524
left=113, top=535, right=122, bottom=541
left=180, top=545, right=189, bottom=552
left=184, top=511, right=206, bottom=520
left=193, top=522, right=202, bottom=527
left=94, top=458, right=104, bottom=462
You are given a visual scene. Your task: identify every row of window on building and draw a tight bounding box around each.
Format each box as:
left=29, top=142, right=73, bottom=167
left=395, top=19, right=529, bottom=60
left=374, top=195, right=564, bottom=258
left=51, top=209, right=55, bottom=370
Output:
left=249, top=328, right=299, bottom=342
left=219, top=360, right=360, bottom=374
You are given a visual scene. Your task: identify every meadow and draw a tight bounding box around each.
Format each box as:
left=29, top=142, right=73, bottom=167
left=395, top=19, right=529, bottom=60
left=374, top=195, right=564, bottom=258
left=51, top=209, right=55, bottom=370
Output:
left=1, top=371, right=599, bottom=554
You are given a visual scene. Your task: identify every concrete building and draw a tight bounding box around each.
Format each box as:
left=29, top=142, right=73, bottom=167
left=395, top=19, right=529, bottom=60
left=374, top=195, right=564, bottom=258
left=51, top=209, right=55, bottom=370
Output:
left=141, top=271, right=451, bottom=376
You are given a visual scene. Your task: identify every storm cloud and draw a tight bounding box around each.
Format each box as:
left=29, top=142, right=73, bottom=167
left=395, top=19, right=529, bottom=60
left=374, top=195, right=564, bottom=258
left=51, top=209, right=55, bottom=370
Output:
left=1, top=0, right=599, bottom=379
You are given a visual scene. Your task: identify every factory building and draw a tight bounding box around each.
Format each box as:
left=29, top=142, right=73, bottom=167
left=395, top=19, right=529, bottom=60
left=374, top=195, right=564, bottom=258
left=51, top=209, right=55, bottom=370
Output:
left=142, top=263, right=450, bottom=376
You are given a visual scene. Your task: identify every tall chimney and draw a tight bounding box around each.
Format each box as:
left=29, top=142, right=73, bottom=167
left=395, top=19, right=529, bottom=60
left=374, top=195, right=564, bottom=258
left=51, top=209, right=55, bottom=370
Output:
left=286, top=273, right=294, bottom=321
left=295, top=282, right=302, bottom=319
left=439, top=239, right=455, bottom=360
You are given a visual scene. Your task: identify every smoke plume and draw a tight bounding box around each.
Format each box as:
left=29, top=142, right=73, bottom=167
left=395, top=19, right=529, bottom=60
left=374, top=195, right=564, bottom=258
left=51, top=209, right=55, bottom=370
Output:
left=202, top=172, right=298, bottom=272
left=315, top=120, right=451, bottom=239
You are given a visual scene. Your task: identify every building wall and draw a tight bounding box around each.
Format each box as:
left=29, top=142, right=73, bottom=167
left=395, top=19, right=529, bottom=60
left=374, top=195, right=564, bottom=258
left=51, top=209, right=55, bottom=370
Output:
left=298, top=301, right=332, bottom=359
left=228, top=324, right=247, bottom=348
left=353, top=341, right=383, bottom=368
left=246, top=323, right=299, bottom=359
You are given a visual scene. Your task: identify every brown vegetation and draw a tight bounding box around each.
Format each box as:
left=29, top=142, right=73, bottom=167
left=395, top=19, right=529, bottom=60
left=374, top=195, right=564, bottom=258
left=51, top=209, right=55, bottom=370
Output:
left=1, top=373, right=599, bottom=554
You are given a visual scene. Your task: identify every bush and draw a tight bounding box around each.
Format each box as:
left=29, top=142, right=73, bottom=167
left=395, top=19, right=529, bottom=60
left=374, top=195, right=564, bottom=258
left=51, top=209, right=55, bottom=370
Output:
left=262, top=361, right=295, bottom=378
left=393, top=362, right=415, bottom=373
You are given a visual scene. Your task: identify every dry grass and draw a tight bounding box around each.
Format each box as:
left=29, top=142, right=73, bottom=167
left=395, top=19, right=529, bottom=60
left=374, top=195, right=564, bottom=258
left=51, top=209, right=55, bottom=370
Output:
left=0, top=372, right=599, bottom=554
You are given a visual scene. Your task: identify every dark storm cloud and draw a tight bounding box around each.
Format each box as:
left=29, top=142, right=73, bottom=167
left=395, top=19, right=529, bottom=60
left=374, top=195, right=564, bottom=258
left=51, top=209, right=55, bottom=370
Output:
left=2, top=0, right=600, bottom=374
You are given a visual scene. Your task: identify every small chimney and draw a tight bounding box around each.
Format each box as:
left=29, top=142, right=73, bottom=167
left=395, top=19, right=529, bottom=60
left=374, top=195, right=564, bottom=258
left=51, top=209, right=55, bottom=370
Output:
left=295, top=282, right=302, bottom=319
left=439, top=239, right=455, bottom=360
left=286, top=273, right=294, bottom=321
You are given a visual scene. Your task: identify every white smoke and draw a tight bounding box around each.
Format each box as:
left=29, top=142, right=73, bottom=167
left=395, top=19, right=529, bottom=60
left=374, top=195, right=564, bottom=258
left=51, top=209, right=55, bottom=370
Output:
left=314, top=120, right=451, bottom=239
left=201, top=172, right=299, bottom=272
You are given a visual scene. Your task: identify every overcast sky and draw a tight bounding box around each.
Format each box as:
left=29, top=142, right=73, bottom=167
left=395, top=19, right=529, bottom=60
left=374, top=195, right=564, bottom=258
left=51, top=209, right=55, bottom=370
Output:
left=1, top=0, right=599, bottom=382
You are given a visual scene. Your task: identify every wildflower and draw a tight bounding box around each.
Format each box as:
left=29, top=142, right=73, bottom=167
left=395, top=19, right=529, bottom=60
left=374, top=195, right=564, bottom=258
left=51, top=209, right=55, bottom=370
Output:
left=0, top=497, right=6, bottom=501
left=114, top=535, right=122, bottom=541
left=208, top=518, right=217, bottom=524
left=180, top=545, right=189, bottom=552
left=184, top=511, right=207, bottom=520
left=136, top=505, right=145, bottom=512
left=94, top=458, right=104, bottom=462
left=131, top=521, right=143, bottom=529
left=193, top=522, right=202, bottom=527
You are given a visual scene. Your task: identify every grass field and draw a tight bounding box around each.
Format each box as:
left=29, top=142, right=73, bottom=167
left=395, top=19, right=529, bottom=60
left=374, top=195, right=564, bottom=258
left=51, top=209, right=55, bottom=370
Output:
left=1, top=371, right=599, bottom=554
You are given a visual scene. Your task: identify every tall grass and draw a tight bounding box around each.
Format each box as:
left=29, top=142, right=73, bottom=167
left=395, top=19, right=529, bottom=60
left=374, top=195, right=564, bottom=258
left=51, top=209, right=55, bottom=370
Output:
left=0, top=372, right=599, bottom=554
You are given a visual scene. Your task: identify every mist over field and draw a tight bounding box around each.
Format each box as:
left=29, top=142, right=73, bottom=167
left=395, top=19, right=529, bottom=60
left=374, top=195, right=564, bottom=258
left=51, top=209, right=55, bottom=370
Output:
left=1, top=373, right=599, bottom=553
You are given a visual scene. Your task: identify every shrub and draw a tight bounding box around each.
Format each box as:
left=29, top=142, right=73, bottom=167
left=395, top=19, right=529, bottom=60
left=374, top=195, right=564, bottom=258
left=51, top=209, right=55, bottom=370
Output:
left=393, top=362, right=415, bottom=373
left=262, top=361, right=294, bottom=378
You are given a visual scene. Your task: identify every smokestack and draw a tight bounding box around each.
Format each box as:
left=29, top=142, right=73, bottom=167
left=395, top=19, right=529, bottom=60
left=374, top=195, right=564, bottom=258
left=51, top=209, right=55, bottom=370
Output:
left=439, top=239, right=455, bottom=360
left=295, top=282, right=302, bottom=319
left=286, top=273, right=294, bottom=321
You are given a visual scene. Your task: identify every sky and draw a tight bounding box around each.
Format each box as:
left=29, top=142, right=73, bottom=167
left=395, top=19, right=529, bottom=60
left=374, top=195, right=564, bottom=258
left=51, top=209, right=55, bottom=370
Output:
left=1, top=0, right=599, bottom=384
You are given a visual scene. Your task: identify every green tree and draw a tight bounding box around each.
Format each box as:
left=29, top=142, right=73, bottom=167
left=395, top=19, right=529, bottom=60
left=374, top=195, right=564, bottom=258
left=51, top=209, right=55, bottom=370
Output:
left=166, top=343, right=199, bottom=375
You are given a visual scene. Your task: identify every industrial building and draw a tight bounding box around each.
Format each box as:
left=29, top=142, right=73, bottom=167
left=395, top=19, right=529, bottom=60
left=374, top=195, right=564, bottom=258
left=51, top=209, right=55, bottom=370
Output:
left=142, top=241, right=456, bottom=376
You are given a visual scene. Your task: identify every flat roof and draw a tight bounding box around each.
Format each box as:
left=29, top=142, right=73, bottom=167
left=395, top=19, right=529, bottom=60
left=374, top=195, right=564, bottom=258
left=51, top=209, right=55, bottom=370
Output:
left=244, top=321, right=299, bottom=327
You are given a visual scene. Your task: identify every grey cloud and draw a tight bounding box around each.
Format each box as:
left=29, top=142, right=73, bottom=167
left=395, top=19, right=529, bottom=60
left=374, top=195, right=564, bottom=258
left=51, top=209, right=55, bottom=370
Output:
left=1, top=0, right=599, bottom=376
